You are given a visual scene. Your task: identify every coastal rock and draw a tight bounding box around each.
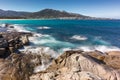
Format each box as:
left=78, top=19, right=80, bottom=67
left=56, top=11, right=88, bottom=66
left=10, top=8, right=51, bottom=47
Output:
left=30, top=71, right=101, bottom=80
left=30, top=50, right=120, bottom=80
left=0, top=38, right=8, bottom=48
left=0, top=53, right=32, bottom=80
left=0, top=48, right=6, bottom=55
left=0, top=51, right=52, bottom=80
left=21, top=35, right=29, bottom=45
left=0, top=34, right=3, bottom=38
left=106, top=51, right=120, bottom=56
left=0, top=32, right=32, bottom=58
left=9, top=46, right=16, bottom=53
left=87, top=50, right=106, bottom=61
left=104, top=55, right=120, bottom=69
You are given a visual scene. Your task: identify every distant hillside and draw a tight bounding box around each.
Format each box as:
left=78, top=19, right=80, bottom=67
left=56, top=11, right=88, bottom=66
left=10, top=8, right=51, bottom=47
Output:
left=27, top=9, right=90, bottom=19
left=0, top=9, right=107, bottom=19
left=0, top=9, right=30, bottom=18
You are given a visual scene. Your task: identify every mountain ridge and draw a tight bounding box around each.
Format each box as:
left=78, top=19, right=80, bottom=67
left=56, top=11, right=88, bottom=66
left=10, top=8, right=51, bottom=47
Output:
left=0, top=9, right=109, bottom=19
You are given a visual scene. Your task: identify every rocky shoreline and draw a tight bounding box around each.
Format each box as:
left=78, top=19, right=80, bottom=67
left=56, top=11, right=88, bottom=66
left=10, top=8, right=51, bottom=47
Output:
left=30, top=50, right=120, bottom=80
left=0, top=31, right=32, bottom=58
left=0, top=24, right=120, bottom=80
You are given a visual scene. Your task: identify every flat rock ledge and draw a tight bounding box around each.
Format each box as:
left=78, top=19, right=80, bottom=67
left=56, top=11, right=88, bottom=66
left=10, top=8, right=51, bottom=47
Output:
left=30, top=50, right=120, bottom=80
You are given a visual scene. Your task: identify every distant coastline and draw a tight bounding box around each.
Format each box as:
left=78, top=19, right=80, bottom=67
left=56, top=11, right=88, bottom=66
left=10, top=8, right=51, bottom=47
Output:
left=0, top=17, right=116, bottom=20
left=0, top=9, right=116, bottom=20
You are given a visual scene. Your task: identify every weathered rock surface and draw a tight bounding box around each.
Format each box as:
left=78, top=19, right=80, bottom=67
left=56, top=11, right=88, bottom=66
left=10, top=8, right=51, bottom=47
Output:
left=0, top=51, right=54, bottom=80
left=0, top=53, right=32, bottom=80
left=21, top=35, right=29, bottom=45
left=106, top=51, right=120, bottom=56
left=30, top=50, right=120, bottom=80
left=0, top=32, right=32, bottom=58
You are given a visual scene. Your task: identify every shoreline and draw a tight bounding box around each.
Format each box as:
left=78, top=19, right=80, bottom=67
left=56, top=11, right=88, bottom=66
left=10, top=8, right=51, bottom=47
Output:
left=0, top=18, right=119, bottom=20
left=0, top=23, right=120, bottom=80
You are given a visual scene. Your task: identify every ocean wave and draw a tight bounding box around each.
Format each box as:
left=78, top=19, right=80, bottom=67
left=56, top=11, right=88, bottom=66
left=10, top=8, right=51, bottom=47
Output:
left=19, top=46, right=58, bottom=73
left=13, top=24, right=30, bottom=32
left=32, top=33, right=49, bottom=37
left=29, top=34, right=75, bottom=48
left=70, top=35, right=88, bottom=41
left=37, top=26, right=51, bottom=30
left=76, top=45, right=120, bottom=52
left=19, top=46, right=58, bottom=58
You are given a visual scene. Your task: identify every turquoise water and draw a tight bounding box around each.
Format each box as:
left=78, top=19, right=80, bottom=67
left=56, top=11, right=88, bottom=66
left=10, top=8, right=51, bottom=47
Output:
left=0, top=19, right=120, bottom=52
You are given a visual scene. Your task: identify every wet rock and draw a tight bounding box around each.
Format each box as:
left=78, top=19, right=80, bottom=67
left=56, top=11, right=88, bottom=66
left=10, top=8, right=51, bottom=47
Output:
left=21, top=35, right=29, bottom=45
left=0, top=38, right=8, bottom=48
left=0, top=32, right=31, bottom=58
left=0, top=34, right=3, bottom=38
left=9, top=26, right=14, bottom=28
left=0, top=48, right=6, bottom=55
left=9, top=47, right=16, bottom=53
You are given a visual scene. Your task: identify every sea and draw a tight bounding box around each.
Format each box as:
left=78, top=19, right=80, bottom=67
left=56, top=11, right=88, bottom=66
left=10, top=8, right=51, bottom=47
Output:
left=0, top=19, right=120, bottom=54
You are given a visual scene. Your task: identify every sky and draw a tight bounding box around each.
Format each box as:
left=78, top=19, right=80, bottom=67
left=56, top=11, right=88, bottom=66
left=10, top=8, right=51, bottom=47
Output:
left=0, top=0, right=120, bottom=19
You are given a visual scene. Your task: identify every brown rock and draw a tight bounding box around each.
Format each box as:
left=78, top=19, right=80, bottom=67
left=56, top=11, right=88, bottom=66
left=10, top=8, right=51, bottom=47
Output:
left=30, top=50, right=120, bottom=80
left=0, top=53, right=38, bottom=80
left=104, top=55, right=120, bottom=69
left=9, top=47, right=16, bottom=53
left=21, top=35, right=29, bottom=45
left=107, top=51, right=120, bottom=56
left=0, top=48, right=6, bottom=55
left=87, top=50, right=106, bottom=61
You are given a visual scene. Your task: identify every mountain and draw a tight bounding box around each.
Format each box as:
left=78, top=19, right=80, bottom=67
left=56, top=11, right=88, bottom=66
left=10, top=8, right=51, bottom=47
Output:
left=27, top=9, right=90, bottom=19
left=0, top=9, right=103, bottom=19
left=0, top=9, right=30, bottom=18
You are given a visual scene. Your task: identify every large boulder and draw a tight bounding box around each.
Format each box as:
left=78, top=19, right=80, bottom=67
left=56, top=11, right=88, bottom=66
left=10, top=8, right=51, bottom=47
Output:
left=0, top=53, right=32, bottom=80
left=30, top=50, right=120, bottom=80
left=0, top=49, right=55, bottom=80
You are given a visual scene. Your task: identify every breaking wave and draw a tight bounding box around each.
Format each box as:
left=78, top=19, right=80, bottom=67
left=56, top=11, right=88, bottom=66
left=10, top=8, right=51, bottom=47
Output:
left=70, top=35, right=88, bottom=41
left=37, top=26, right=51, bottom=30
left=76, top=45, right=120, bottom=52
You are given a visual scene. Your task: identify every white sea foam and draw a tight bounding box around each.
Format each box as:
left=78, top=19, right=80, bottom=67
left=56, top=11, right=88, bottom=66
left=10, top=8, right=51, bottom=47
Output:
left=19, top=46, right=59, bottom=73
left=19, top=46, right=58, bottom=58
left=29, top=34, right=75, bottom=49
left=77, top=45, right=120, bottom=52
left=71, top=35, right=88, bottom=41
left=37, top=26, right=51, bottom=30
left=0, top=24, right=30, bottom=32
left=62, top=48, right=72, bottom=52
left=13, top=24, right=30, bottom=32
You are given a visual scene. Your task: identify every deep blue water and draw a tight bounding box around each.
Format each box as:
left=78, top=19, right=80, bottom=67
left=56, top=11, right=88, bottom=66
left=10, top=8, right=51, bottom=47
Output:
left=0, top=19, right=120, bottom=52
